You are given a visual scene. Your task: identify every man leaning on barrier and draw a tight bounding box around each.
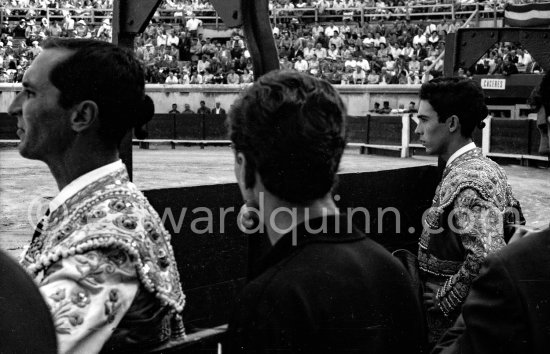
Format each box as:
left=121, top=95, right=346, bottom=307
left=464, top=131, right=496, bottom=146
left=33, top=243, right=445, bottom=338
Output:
left=226, top=70, right=424, bottom=353
left=414, top=77, right=525, bottom=345
left=10, top=38, right=184, bottom=353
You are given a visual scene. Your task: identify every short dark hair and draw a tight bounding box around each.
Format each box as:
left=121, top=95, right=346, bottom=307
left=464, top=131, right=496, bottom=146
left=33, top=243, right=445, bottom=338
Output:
left=420, top=77, right=488, bottom=137
left=42, top=38, right=154, bottom=144
left=228, top=70, right=347, bottom=204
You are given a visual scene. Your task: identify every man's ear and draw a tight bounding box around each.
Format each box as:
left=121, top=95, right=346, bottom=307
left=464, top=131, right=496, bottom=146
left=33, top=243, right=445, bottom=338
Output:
left=448, top=115, right=460, bottom=133
left=70, top=100, right=98, bottom=133
left=235, top=151, right=247, bottom=186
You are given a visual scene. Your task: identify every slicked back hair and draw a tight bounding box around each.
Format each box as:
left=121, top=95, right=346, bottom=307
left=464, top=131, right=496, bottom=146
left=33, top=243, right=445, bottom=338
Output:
left=420, top=77, right=488, bottom=137
left=41, top=38, right=153, bottom=145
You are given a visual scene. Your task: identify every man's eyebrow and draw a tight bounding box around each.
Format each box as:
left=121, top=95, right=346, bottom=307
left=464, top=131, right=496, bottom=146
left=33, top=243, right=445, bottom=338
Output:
left=417, top=114, right=429, bottom=119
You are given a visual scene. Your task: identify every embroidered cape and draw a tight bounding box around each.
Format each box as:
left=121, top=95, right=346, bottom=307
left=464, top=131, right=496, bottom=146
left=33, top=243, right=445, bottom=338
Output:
left=21, top=165, right=185, bottom=319
left=418, top=148, right=523, bottom=318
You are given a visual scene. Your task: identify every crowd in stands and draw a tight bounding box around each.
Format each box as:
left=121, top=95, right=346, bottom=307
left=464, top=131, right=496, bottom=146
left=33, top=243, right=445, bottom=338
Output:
left=134, top=15, right=540, bottom=85
left=0, top=0, right=542, bottom=84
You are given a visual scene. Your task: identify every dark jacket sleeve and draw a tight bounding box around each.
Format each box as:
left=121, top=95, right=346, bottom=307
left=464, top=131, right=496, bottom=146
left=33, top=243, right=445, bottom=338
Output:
left=432, top=253, right=530, bottom=354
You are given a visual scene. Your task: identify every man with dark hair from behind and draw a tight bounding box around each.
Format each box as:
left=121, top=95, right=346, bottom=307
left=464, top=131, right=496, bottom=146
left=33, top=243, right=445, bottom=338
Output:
left=10, top=38, right=184, bottom=353
left=226, top=70, right=424, bottom=353
left=432, top=72, right=550, bottom=354
left=415, top=77, right=524, bottom=345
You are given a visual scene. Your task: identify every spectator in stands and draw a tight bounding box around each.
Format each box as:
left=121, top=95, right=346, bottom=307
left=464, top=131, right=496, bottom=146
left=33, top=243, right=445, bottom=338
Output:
left=2, top=0, right=530, bottom=87
left=182, top=103, right=195, bottom=113
left=29, top=40, right=42, bottom=58
left=189, top=37, right=202, bottom=62
left=352, top=65, right=366, bottom=84
left=294, top=55, right=308, bottom=72
left=169, top=103, right=180, bottom=114
left=502, top=55, right=518, bottom=76
left=226, top=69, right=424, bottom=353
left=327, top=43, right=340, bottom=60
left=180, top=68, right=191, bottom=84
left=489, top=55, right=504, bottom=75
left=407, top=54, right=420, bottom=76
left=378, top=67, right=392, bottom=84
left=197, top=54, right=210, bottom=74
left=367, top=67, right=380, bottom=84
left=329, top=31, right=344, bottom=49
left=10, top=38, right=184, bottom=354
left=197, top=100, right=211, bottom=114
left=74, top=20, right=91, bottom=39
left=413, top=28, right=427, bottom=46
left=396, top=69, right=411, bottom=84
left=230, top=41, right=244, bottom=60
left=516, top=48, right=533, bottom=72
left=62, top=14, right=75, bottom=34
left=13, top=19, right=27, bottom=39
left=240, top=68, right=253, bottom=83
left=96, top=18, right=111, bottom=41
left=165, top=71, right=178, bottom=84
left=427, top=31, right=439, bottom=46
left=203, top=68, right=214, bottom=84
left=226, top=68, right=240, bottom=84
left=313, top=42, right=327, bottom=59
left=185, top=12, right=202, bottom=38
left=303, top=41, right=315, bottom=60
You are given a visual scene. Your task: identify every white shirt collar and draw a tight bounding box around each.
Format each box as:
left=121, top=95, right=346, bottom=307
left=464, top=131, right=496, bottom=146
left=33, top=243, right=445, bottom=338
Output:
left=49, top=160, right=125, bottom=213
left=446, top=142, right=476, bottom=167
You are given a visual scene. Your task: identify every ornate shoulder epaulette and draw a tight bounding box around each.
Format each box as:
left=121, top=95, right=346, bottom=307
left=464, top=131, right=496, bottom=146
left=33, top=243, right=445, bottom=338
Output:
left=438, top=149, right=512, bottom=211
left=21, top=168, right=185, bottom=314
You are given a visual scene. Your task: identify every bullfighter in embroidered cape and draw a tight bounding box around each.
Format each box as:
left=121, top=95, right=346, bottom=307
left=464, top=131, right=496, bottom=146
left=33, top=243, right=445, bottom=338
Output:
left=414, top=78, right=524, bottom=344
left=10, top=38, right=184, bottom=354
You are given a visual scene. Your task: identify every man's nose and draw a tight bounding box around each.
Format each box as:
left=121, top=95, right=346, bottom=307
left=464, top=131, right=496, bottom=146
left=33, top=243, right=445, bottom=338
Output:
left=8, top=92, right=23, bottom=118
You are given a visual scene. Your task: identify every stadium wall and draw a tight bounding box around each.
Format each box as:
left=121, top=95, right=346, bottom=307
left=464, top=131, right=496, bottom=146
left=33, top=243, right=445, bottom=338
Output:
left=0, top=83, right=421, bottom=116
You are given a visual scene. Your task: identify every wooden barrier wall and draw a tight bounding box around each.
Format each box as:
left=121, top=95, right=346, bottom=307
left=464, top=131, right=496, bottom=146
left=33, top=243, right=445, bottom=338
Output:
left=0, top=113, right=15, bottom=140
left=142, top=165, right=439, bottom=336
left=0, top=113, right=545, bottom=162
left=490, top=118, right=542, bottom=156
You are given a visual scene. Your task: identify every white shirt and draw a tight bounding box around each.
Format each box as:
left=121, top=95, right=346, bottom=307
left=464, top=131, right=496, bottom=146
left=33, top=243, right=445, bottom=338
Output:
left=294, top=59, right=309, bottom=72
left=49, top=160, right=124, bottom=213
left=344, top=59, right=357, bottom=68
left=359, top=59, right=370, bottom=72
left=186, top=17, right=202, bottom=31
left=165, top=75, right=178, bottom=84
left=413, top=34, right=427, bottom=46
left=446, top=142, right=476, bottom=167
left=520, top=52, right=533, bottom=66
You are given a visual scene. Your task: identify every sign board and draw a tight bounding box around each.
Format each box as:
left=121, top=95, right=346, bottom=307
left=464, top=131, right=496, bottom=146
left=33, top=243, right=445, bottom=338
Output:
left=481, top=78, right=506, bottom=90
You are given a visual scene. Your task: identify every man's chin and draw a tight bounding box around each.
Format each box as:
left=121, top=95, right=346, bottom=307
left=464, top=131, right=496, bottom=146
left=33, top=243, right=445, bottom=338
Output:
left=17, top=145, right=38, bottom=160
